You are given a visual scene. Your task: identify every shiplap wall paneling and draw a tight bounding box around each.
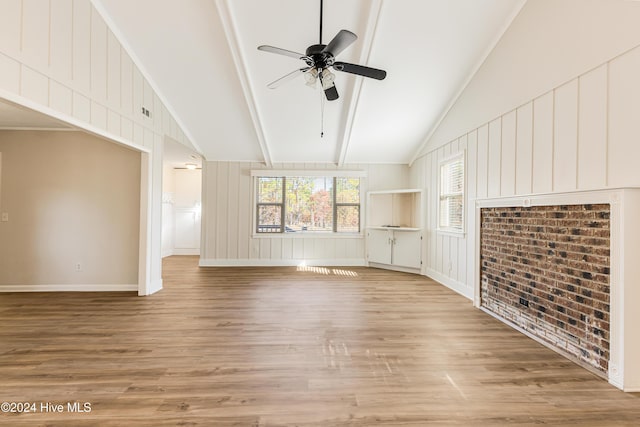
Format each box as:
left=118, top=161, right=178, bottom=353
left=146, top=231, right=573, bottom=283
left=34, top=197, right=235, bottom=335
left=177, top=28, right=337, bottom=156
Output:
left=132, top=123, right=143, bottom=146
left=578, top=65, right=608, bottom=190
left=22, top=0, right=49, bottom=72
left=121, top=117, right=133, bottom=142
left=73, top=0, right=91, bottom=93
left=515, top=102, right=533, bottom=195
left=553, top=80, right=579, bottom=192
left=435, top=147, right=446, bottom=273
left=143, top=79, right=153, bottom=126
left=132, top=66, right=144, bottom=125
left=0, top=54, right=20, bottom=94
left=121, top=53, right=134, bottom=115
left=500, top=111, right=517, bottom=197
left=227, top=162, right=240, bottom=259
left=429, top=153, right=438, bottom=270
left=50, top=0, right=73, bottom=84
left=238, top=163, right=251, bottom=259
left=107, top=109, right=121, bottom=136
left=72, top=92, right=91, bottom=123
left=107, top=31, right=121, bottom=109
left=91, top=101, right=107, bottom=130
left=487, top=118, right=502, bottom=198
left=20, top=67, right=48, bottom=106
left=216, top=162, right=230, bottom=259
left=49, top=81, right=72, bottom=116
left=476, top=125, right=489, bottom=199
left=466, top=130, right=478, bottom=293
left=532, top=92, right=554, bottom=194
left=90, top=7, right=108, bottom=102
left=0, top=0, right=20, bottom=56
left=608, top=46, right=640, bottom=188
left=457, top=135, right=468, bottom=285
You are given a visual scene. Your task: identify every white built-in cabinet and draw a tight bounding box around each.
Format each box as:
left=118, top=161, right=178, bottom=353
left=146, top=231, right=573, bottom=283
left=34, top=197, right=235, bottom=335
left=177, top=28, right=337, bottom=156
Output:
left=366, top=189, right=424, bottom=272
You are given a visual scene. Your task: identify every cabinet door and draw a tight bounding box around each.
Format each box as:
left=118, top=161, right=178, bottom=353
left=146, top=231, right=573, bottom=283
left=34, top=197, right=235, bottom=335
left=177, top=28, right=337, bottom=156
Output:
left=392, top=231, right=421, bottom=269
left=367, top=229, right=392, bottom=264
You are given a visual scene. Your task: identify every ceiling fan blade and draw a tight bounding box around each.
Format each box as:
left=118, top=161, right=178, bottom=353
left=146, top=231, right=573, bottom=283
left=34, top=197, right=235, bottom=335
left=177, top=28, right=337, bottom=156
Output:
left=322, top=30, right=357, bottom=57
left=333, top=62, right=387, bottom=80
left=324, top=85, right=339, bottom=101
left=258, top=45, right=306, bottom=60
left=267, top=67, right=311, bottom=89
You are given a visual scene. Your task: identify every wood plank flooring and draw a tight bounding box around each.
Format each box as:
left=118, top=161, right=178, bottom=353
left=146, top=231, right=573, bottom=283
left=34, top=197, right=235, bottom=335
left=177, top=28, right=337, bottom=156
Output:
left=0, top=255, right=638, bottom=426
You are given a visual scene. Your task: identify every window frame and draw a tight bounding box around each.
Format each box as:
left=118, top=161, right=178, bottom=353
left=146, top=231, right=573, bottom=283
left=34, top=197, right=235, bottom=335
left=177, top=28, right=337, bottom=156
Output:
left=252, top=172, right=364, bottom=237
left=255, top=176, right=286, bottom=234
left=438, top=152, right=465, bottom=235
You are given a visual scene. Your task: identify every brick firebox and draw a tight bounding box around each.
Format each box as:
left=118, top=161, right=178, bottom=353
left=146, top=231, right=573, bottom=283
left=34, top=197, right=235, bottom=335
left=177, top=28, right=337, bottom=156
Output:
left=480, top=204, right=610, bottom=374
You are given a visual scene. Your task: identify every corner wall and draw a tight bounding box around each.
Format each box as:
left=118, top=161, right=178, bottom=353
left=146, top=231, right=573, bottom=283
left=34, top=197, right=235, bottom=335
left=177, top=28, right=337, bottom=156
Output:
left=0, top=0, right=197, bottom=294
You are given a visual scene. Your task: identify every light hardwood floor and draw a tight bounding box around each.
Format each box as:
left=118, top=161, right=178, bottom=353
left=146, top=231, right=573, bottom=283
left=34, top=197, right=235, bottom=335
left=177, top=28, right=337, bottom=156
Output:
left=0, top=255, right=638, bottom=426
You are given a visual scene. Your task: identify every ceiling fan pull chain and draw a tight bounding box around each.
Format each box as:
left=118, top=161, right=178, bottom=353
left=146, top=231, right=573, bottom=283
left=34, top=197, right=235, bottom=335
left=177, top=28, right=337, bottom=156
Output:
left=320, top=90, right=325, bottom=138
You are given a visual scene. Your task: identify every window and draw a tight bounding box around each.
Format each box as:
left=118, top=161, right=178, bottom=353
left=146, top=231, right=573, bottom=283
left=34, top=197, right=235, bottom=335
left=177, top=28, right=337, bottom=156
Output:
left=439, top=154, right=464, bottom=232
left=256, top=176, right=361, bottom=234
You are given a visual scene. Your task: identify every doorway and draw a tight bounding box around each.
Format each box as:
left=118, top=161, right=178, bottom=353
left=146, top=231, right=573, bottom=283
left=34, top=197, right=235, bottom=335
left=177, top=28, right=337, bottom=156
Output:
left=162, top=139, right=202, bottom=257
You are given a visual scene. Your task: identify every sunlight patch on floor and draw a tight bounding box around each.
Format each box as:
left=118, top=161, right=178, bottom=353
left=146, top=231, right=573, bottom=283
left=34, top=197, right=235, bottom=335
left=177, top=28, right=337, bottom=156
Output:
left=296, top=264, right=359, bottom=277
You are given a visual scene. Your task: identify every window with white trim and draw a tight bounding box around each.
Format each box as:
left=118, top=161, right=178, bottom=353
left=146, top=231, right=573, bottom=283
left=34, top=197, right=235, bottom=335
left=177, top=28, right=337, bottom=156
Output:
left=255, top=176, right=361, bottom=234
left=439, top=154, right=464, bottom=232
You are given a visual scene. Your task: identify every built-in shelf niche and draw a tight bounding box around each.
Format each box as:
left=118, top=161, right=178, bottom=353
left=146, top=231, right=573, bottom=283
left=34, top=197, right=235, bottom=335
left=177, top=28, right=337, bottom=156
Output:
left=367, top=189, right=423, bottom=230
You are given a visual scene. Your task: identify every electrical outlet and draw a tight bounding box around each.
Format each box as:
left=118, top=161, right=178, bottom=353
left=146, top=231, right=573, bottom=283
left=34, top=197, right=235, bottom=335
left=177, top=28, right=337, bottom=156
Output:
left=1, top=212, right=8, bottom=222
left=75, top=263, right=82, bottom=272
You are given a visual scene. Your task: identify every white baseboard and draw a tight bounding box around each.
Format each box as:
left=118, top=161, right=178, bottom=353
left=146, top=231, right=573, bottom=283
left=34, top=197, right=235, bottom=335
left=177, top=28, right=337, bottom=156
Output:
left=145, top=278, right=163, bottom=296
left=423, top=267, right=473, bottom=300
left=173, top=248, right=200, bottom=256
left=368, top=262, right=421, bottom=275
left=199, top=258, right=367, bottom=267
left=161, top=249, right=174, bottom=258
left=0, top=284, right=137, bottom=292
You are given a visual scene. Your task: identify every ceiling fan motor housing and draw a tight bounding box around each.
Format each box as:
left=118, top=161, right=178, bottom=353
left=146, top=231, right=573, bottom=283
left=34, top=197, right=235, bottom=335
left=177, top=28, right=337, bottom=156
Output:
left=305, top=44, right=334, bottom=69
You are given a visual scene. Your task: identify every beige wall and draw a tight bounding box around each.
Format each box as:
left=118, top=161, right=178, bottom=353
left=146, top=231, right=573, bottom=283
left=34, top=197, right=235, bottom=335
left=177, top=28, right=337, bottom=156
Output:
left=0, top=130, right=140, bottom=288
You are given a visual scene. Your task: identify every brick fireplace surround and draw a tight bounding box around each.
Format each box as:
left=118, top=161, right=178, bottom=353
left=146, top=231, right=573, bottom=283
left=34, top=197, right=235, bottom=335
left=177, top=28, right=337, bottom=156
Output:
left=473, top=190, right=640, bottom=392
left=480, top=204, right=610, bottom=374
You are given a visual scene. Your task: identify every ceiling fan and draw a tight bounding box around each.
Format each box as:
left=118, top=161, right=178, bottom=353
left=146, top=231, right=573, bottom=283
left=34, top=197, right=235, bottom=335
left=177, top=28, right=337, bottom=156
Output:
left=257, top=0, right=387, bottom=102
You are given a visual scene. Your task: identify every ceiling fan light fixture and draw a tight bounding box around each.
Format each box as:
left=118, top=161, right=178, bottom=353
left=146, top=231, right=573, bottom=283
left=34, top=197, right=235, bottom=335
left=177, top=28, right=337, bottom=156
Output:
left=305, top=68, right=319, bottom=87
left=321, top=68, right=335, bottom=90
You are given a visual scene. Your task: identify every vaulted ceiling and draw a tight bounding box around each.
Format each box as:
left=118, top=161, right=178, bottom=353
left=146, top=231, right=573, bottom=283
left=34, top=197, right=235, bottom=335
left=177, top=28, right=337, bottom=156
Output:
left=94, top=0, right=526, bottom=165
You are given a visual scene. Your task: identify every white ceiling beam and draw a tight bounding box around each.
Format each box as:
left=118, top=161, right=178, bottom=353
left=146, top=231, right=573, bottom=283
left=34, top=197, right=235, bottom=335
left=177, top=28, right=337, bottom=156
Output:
left=336, top=0, right=384, bottom=167
left=408, top=1, right=527, bottom=166
left=215, top=0, right=273, bottom=167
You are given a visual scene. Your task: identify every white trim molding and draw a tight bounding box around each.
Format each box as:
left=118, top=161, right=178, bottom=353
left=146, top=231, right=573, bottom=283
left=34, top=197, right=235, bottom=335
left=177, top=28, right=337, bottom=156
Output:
left=0, top=284, right=137, bottom=292
left=199, top=258, right=367, bottom=267
left=424, top=267, right=473, bottom=300
left=250, top=169, right=368, bottom=178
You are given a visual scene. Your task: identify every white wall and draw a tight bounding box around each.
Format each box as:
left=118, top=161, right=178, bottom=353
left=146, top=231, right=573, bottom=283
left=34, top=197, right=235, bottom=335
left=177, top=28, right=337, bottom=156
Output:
left=201, top=162, right=409, bottom=266
left=0, top=130, right=140, bottom=290
left=161, top=164, right=175, bottom=257
left=410, top=0, right=640, bottom=391
left=0, top=0, right=193, bottom=151
left=412, top=0, right=640, bottom=299
left=162, top=168, right=202, bottom=257
left=0, top=0, right=196, bottom=294
left=418, top=0, right=640, bottom=156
